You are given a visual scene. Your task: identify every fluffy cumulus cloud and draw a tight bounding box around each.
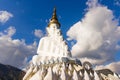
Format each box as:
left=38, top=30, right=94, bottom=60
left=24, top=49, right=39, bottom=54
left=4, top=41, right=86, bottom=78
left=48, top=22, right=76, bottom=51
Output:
left=0, top=27, right=37, bottom=68
left=0, top=11, right=13, bottom=24
left=67, top=0, right=120, bottom=67
left=34, top=29, right=43, bottom=38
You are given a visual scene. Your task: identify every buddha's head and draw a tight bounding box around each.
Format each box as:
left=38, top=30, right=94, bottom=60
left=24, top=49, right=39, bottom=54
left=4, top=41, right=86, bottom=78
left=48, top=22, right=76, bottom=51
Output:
left=46, top=8, right=60, bottom=36
left=47, top=23, right=59, bottom=36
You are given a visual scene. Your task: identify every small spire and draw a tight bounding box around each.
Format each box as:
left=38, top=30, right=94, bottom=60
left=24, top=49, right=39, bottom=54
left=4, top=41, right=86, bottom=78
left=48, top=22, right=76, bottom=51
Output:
left=52, top=8, right=57, bottom=20
left=48, top=8, right=60, bottom=27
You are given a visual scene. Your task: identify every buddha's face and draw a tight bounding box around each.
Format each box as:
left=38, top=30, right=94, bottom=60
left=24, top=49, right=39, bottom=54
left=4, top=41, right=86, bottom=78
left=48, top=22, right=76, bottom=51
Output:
left=48, top=24, right=58, bottom=36
left=49, top=24, right=57, bottom=30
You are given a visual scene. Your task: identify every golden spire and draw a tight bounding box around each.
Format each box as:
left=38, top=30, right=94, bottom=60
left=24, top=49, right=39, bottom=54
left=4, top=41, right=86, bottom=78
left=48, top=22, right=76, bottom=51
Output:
left=48, top=8, right=60, bottom=27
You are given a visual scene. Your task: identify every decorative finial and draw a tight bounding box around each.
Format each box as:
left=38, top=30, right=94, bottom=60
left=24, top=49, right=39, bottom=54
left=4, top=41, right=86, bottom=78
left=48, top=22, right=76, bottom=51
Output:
left=53, top=7, right=57, bottom=18
left=48, top=8, right=60, bottom=27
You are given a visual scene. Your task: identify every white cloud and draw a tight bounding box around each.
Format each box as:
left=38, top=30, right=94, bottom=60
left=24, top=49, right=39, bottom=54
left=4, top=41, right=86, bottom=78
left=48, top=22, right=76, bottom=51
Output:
left=0, top=11, right=13, bottom=24
left=34, top=29, right=43, bottom=38
left=0, top=27, right=37, bottom=68
left=95, top=61, right=120, bottom=74
left=67, top=0, right=120, bottom=66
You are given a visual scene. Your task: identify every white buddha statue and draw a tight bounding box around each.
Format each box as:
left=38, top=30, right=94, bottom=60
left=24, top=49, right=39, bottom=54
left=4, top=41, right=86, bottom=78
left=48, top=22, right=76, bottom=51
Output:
left=37, top=8, right=71, bottom=58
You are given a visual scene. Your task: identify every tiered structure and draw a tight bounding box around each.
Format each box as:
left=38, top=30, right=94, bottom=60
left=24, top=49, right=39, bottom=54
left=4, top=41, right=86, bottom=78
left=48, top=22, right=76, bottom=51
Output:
left=23, top=8, right=120, bottom=80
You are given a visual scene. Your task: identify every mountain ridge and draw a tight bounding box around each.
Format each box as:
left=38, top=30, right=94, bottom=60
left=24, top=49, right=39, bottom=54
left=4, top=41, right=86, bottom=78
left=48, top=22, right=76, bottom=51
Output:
left=0, top=63, right=25, bottom=80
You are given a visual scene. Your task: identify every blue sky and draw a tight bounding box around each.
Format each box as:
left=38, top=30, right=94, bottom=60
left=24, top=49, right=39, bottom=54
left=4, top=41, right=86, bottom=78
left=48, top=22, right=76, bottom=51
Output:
left=0, top=0, right=120, bottom=73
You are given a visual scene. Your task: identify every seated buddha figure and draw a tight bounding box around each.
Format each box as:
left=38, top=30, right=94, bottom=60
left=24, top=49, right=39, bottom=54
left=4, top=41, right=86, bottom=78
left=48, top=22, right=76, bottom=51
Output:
left=37, top=23, right=60, bottom=56
left=37, top=8, right=71, bottom=57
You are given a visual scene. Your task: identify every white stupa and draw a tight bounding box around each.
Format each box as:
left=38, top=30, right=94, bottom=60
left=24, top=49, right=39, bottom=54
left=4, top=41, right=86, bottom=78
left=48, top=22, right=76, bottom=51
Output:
left=23, top=8, right=120, bottom=80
